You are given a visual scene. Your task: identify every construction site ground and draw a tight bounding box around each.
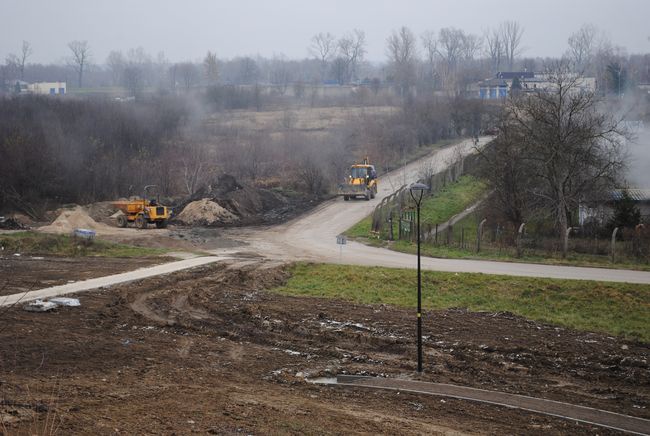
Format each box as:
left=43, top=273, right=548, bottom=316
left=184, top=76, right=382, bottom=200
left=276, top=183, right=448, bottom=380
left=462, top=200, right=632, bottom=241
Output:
left=1, top=261, right=648, bottom=434
left=2, top=138, right=649, bottom=434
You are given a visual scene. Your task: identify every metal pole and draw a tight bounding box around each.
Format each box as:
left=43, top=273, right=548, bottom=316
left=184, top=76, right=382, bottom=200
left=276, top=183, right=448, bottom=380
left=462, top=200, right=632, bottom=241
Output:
left=416, top=199, right=422, bottom=373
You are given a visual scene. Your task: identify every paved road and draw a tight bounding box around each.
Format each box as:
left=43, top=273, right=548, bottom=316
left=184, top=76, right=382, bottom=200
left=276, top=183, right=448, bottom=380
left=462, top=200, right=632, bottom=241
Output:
left=5, top=137, right=648, bottom=307
left=233, top=137, right=650, bottom=285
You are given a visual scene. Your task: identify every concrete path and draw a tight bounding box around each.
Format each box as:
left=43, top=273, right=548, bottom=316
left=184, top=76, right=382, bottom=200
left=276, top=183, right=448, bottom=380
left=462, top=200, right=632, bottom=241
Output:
left=0, top=256, right=229, bottom=307
left=335, top=376, right=650, bottom=435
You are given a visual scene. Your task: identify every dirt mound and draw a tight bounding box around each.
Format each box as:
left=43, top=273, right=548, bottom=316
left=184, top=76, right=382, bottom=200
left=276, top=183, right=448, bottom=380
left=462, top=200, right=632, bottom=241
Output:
left=175, top=199, right=239, bottom=226
left=40, top=206, right=113, bottom=234
left=84, top=201, right=120, bottom=224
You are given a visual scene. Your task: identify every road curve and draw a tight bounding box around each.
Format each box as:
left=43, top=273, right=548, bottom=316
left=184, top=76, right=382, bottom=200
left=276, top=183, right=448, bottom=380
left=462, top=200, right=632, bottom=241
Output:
left=233, top=137, right=650, bottom=285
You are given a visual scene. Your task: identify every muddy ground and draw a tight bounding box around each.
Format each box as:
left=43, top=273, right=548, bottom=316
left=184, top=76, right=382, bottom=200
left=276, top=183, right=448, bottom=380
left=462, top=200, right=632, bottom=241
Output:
left=1, top=261, right=648, bottom=434
left=0, top=256, right=162, bottom=297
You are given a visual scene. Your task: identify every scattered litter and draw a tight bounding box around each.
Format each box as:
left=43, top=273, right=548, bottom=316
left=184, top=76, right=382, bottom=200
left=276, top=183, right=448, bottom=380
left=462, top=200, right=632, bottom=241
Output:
left=50, top=297, right=81, bottom=307
left=73, top=228, right=96, bottom=240
left=13, top=253, right=21, bottom=257
left=24, top=300, right=58, bottom=312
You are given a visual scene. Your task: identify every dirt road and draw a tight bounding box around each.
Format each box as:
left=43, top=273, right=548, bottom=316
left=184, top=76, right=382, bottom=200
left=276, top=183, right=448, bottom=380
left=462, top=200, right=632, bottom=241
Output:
left=227, top=138, right=650, bottom=285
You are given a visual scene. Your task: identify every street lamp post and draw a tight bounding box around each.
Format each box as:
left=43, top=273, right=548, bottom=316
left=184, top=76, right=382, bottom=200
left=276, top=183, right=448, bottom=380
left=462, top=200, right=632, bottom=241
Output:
left=410, top=182, right=429, bottom=373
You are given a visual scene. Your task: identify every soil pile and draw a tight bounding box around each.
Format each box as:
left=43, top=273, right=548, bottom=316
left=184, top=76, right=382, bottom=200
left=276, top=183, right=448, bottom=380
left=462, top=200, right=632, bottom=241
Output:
left=175, top=199, right=239, bottom=226
left=84, top=201, right=120, bottom=224
left=40, top=206, right=112, bottom=233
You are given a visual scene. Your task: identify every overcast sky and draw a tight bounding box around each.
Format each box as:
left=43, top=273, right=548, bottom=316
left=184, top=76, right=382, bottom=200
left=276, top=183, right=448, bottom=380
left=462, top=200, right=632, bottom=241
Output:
left=3, top=0, right=650, bottom=64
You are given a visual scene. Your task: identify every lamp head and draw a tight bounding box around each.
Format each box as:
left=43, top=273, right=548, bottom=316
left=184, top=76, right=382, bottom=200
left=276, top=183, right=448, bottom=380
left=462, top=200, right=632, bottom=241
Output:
left=409, top=182, right=429, bottom=192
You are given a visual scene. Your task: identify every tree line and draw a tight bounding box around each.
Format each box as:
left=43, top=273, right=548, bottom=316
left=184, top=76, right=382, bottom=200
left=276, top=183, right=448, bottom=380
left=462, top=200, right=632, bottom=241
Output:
left=2, top=23, right=649, bottom=99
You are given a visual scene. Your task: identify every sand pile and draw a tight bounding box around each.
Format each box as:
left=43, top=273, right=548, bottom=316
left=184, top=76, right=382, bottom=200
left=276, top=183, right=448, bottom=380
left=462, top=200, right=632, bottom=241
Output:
left=175, top=199, right=238, bottom=226
left=40, top=206, right=112, bottom=234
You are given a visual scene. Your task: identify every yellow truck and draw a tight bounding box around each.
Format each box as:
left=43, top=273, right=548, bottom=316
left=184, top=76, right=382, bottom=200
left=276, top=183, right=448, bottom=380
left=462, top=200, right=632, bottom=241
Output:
left=337, top=158, right=378, bottom=201
left=112, top=185, right=171, bottom=229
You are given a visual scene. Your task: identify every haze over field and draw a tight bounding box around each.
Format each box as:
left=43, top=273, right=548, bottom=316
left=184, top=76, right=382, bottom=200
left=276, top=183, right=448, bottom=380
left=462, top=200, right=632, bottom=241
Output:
left=2, top=0, right=650, bottom=63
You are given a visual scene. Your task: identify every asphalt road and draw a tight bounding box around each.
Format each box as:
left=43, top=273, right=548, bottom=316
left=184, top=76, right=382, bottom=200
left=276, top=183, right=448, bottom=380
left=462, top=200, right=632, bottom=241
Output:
left=5, top=137, right=648, bottom=307
left=236, top=137, right=650, bottom=285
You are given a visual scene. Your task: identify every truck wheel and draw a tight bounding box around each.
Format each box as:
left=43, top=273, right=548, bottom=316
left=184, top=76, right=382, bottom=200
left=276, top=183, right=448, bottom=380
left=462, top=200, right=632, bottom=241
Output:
left=116, top=215, right=128, bottom=228
left=343, top=196, right=349, bottom=201
left=370, top=189, right=375, bottom=199
left=135, top=215, right=147, bottom=229
left=155, top=220, right=167, bottom=229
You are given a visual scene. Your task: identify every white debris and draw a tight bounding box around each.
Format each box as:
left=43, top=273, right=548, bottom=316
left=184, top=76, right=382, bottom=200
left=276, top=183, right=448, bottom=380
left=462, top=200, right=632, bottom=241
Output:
left=50, top=297, right=81, bottom=307
left=24, top=300, right=57, bottom=312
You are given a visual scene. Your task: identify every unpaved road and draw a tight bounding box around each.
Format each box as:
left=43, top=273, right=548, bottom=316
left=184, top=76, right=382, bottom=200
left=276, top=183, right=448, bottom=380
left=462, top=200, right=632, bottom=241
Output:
left=225, top=138, right=650, bottom=285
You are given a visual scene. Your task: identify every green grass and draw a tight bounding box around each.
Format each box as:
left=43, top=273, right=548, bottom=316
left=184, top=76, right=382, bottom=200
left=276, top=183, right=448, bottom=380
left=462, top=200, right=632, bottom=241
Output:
left=0, top=231, right=168, bottom=258
left=274, top=263, right=650, bottom=342
left=346, top=175, right=486, bottom=240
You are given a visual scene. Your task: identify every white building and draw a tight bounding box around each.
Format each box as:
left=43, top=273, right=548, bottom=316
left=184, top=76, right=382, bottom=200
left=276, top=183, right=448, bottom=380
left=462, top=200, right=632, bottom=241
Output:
left=27, top=82, right=66, bottom=95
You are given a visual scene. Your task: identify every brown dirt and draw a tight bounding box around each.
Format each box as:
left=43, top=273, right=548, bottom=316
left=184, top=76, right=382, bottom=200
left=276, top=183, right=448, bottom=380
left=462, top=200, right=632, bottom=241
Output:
left=1, top=261, right=647, bottom=434
left=0, top=256, right=162, bottom=296
left=39, top=206, right=115, bottom=234
left=175, top=199, right=239, bottom=226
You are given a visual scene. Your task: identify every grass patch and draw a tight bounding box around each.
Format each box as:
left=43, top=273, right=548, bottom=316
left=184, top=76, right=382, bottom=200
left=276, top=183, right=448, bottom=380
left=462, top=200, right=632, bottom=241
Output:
left=274, top=263, right=650, bottom=342
left=0, top=231, right=168, bottom=258
left=346, top=175, right=486, bottom=240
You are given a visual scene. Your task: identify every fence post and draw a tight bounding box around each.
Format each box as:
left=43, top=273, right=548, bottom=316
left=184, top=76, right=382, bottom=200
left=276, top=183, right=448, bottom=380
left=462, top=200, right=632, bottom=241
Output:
left=388, top=212, right=394, bottom=241
left=461, top=227, right=465, bottom=249
left=435, top=223, right=438, bottom=245
left=447, top=224, right=453, bottom=246
left=516, top=223, right=526, bottom=258
left=611, top=227, right=619, bottom=263
left=476, top=218, right=487, bottom=253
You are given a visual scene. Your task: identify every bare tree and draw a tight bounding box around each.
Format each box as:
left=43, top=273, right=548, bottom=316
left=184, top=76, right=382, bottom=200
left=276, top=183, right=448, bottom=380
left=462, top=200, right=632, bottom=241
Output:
left=421, top=30, right=438, bottom=85
left=500, top=21, right=524, bottom=70
left=16, top=41, right=32, bottom=80
left=177, top=62, right=198, bottom=90
left=309, top=32, right=336, bottom=82
left=237, top=56, right=259, bottom=84
left=106, top=50, right=125, bottom=86
left=270, top=54, right=292, bottom=95
left=495, top=63, right=627, bottom=256
left=203, top=51, right=219, bottom=85
left=181, top=143, right=210, bottom=196
left=567, top=24, right=598, bottom=73
left=386, top=26, right=418, bottom=96
left=67, top=40, right=91, bottom=88
left=436, top=27, right=465, bottom=90
left=461, top=33, right=482, bottom=61
left=337, top=29, right=366, bottom=83
left=484, top=27, right=503, bottom=74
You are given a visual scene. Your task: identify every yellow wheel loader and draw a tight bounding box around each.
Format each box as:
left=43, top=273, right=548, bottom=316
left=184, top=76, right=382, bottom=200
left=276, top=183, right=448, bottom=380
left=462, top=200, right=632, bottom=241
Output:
left=112, top=185, right=172, bottom=229
left=337, top=158, right=378, bottom=201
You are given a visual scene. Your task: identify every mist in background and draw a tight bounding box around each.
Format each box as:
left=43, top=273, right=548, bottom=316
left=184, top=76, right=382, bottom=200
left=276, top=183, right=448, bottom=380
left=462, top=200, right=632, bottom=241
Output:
left=627, top=127, right=650, bottom=188
left=2, top=0, right=650, bottom=63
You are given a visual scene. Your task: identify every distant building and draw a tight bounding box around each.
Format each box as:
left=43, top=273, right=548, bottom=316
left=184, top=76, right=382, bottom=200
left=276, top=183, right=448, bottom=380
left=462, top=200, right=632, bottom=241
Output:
left=579, top=189, right=650, bottom=226
left=28, top=81, right=66, bottom=95
left=3, top=80, right=66, bottom=95
left=476, top=72, right=596, bottom=100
